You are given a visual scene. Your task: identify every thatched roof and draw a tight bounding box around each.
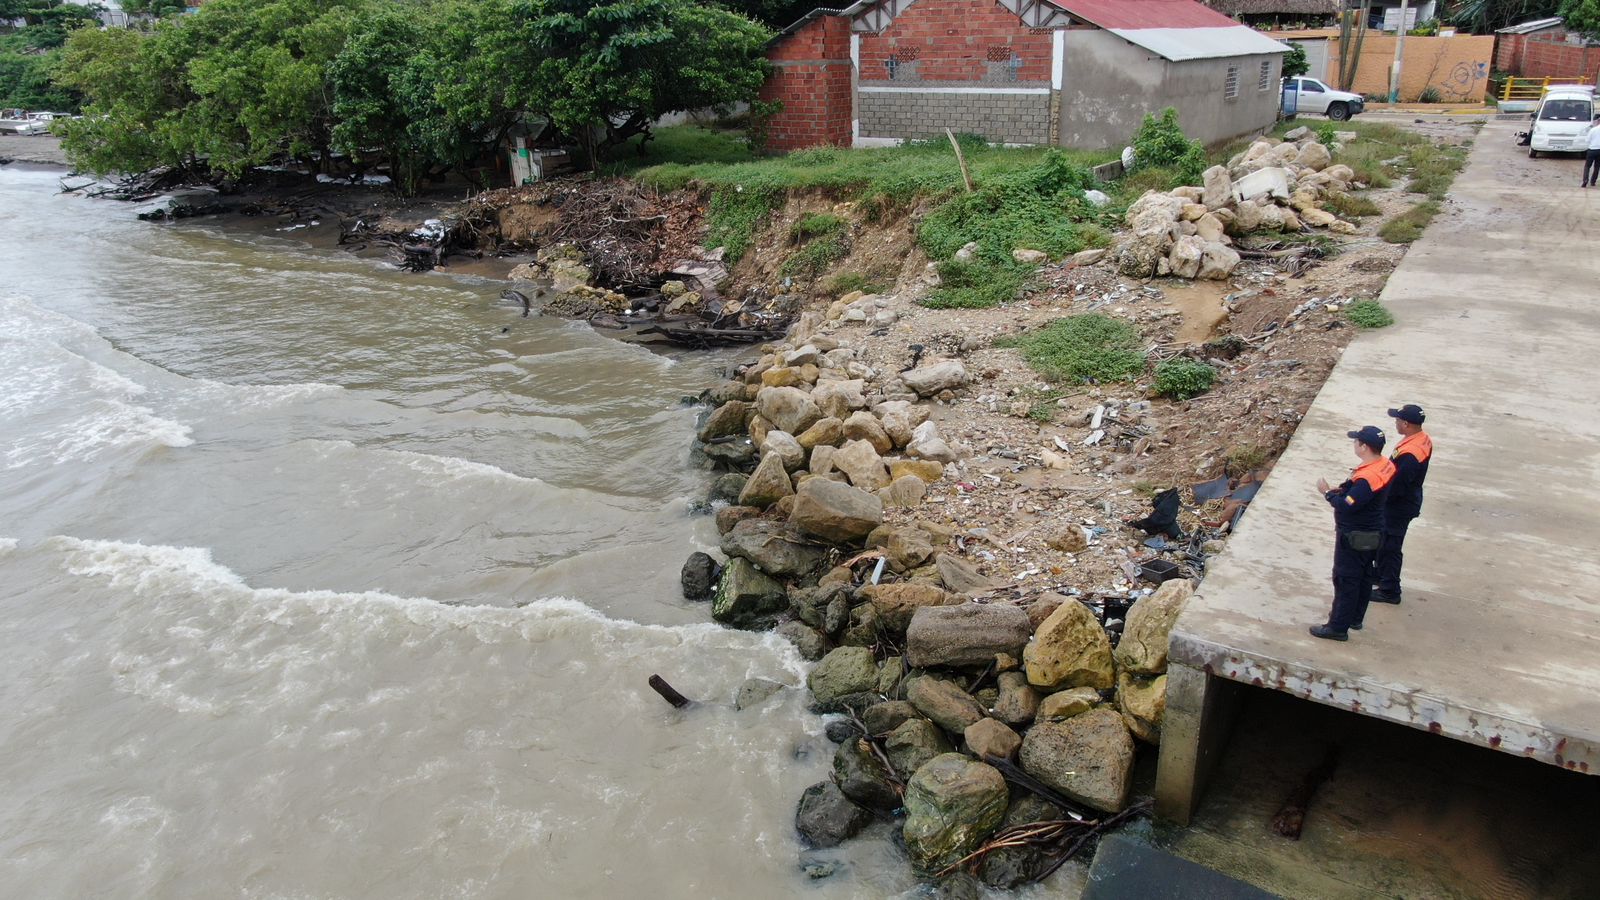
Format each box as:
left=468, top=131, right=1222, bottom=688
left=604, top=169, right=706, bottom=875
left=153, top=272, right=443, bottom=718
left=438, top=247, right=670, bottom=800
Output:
left=1207, top=0, right=1343, bottom=15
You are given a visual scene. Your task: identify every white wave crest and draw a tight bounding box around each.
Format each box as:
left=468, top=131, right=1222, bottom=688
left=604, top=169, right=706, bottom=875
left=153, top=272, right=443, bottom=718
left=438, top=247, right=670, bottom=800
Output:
left=304, top=439, right=541, bottom=486
left=4, top=398, right=193, bottom=469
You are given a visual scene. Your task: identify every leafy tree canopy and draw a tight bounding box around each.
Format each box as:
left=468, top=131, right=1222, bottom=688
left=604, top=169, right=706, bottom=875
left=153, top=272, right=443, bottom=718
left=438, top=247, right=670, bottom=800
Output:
left=1559, top=0, right=1600, bottom=37
left=1447, top=0, right=1559, bottom=34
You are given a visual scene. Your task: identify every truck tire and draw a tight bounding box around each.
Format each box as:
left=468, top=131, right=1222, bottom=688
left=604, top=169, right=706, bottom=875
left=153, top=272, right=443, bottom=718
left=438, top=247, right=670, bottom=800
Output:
left=1327, top=102, right=1350, bottom=121
left=1529, top=147, right=1539, bottom=158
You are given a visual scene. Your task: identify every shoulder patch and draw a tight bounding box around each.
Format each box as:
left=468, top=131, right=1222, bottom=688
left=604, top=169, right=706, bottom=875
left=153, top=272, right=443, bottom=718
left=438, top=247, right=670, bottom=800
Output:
left=1344, top=496, right=1355, bottom=505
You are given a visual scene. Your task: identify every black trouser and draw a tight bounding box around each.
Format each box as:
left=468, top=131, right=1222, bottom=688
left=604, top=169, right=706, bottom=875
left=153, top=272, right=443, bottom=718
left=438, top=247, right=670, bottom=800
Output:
left=1374, top=515, right=1413, bottom=594
left=1585, top=149, right=1600, bottom=185
left=1329, top=530, right=1381, bottom=632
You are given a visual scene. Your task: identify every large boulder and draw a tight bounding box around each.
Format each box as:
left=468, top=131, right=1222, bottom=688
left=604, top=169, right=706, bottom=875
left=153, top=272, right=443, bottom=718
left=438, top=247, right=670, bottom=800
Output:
left=738, top=451, right=794, bottom=508
left=681, top=551, right=718, bottom=600
left=790, top=478, right=883, bottom=543
left=776, top=620, right=826, bottom=660
left=907, top=420, right=958, bottom=464
left=902, top=754, right=1009, bottom=874
left=993, top=671, right=1040, bottom=726
left=808, top=646, right=880, bottom=710
left=907, top=677, right=986, bottom=733
left=721, top=518, right=828, bottom=579
left=873, top=400, right=930, bottom=447
left=712, top=558, right=787, bottom=630
left=698, top=400, right=752, bottom=442
left=936, top=554, right=999, bottom=596
left=1116, top=191, right=1183, bottom=277
left=886, top=717, right=955, bottom=777
left=1200, top=164, right=1233, bottom=209
left=978, top=795, right=1060, bottom=889
left=1118, top=671, right=1167, bottom=745
left=756, top=386, right=824, bottom=435
left=885, top=525, right=936, bottom=572
left=906, top=603, right=1032, bottom=668
left=796, top=780, right=874, bottom=848
left=1018, top=708, right=1135, bottom=813
left=1198, top=241, right=1241, bottom=281
left=797, top=416, right=844, bottom=450
left=1037, top=686, right=1102, bottom=721
left=1113, top=579, right=1194, bottom=675
left=863, top=700, right=924, bottom=735
left=862, top=583, right=964, bottom=633
left=1167, top=235, right=1206, bottom=279
left=964, top=718, right=1022, bottom=762
left=761, top=430, right=806, bottom=472
left=902, top=359, right=970, bottom=398
left=811, top=379, right=867, bottom=421
left=1023, top=598, right=1115, bottom=690
left=880, top=474, right=928, bottom=509
left=833, top=439, right=891, bottom=490
left=843, top=411, right=894, bottom=455
left=833, top=736, right=901, bottom=812
left=1295, top=140, right=1332, bottom=171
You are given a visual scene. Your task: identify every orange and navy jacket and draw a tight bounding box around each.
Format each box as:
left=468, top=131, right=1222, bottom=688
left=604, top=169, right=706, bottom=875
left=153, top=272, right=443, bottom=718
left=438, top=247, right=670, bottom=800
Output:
left=1386, top=431, right=1432, bottom=520
left=1325, top=456, right=1396, bottom=531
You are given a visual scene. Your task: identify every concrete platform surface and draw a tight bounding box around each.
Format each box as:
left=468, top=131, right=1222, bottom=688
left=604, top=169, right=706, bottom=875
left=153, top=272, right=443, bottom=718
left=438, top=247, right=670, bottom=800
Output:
left=1164, top=120, right=1600, bottom=785
left=1084, top=833, right=1278, bottom=899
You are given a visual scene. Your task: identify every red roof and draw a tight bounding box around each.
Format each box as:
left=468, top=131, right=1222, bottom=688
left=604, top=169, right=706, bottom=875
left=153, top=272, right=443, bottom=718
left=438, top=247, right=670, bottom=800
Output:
left=1052, top=0, right=1242, bottom=30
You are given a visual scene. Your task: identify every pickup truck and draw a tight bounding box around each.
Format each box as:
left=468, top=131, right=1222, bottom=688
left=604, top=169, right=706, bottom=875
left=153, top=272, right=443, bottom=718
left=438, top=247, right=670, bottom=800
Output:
left=1283, top=77, right=1366, bottom=122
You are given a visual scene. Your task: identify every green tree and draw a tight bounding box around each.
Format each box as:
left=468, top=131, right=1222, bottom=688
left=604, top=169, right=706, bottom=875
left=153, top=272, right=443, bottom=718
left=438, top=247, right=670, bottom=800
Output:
left=1448, top=0, right=1559, bottom=33
left=1559, top=0, right=1600, bottom=37
left=1282, top=43, right=1309, bottom=79
left=120, top=0, right=191, bottom=16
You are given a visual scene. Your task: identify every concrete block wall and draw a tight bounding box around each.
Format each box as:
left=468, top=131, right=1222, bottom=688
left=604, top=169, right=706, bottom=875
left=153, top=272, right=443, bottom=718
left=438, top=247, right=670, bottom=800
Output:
left=857, top=90, right=1053, bottom=144
left=759, top=16, right=853, bottom=151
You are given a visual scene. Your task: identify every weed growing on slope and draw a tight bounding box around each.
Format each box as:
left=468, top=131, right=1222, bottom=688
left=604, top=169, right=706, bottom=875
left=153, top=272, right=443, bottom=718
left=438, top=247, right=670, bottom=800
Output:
left=998, top=314, right=1146, bottom=384
left=1132, top=108, right=1207, bottom=183
left=1153, top=358, right=1217, bottom=400
left=1324, top=191, right=1380, bottom=218
left=1345, top=299, right=1395, bottom=328
left=1378, top=201, right=1440, bottom=244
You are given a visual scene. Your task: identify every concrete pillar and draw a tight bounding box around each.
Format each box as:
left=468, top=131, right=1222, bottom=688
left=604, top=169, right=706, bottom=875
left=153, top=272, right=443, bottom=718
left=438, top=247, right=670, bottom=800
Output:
left=1153, top=662, right=1241, bottom=826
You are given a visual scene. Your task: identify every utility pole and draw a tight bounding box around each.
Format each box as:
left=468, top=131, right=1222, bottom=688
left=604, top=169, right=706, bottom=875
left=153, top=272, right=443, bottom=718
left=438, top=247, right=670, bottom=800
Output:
left=1389, top=0, right=1410, bottom=103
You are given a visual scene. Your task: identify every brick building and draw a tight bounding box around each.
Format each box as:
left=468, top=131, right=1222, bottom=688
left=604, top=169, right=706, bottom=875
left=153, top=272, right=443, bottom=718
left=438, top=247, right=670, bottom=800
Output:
left=1495, top=17, right=1600, bottom=84
left=760, top=0, right=1290, bottom=152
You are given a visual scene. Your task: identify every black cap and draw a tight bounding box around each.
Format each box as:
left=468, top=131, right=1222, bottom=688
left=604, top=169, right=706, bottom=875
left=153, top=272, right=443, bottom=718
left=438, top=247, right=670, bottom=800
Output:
left=1388, top=404, right=1425, bottom=425
left=1347, top=425, right=1386, bottom=451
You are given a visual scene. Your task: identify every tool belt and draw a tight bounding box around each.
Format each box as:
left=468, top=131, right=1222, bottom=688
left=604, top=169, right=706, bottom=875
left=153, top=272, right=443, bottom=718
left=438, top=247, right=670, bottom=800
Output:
left=1342, top=530, right=1382, bottom=552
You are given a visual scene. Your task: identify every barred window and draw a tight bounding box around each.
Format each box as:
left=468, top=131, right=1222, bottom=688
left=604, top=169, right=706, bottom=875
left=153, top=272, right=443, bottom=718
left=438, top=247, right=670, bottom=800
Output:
left=1259, top=60, right=1272, bottom=91
left=1225, top=65, right=1240, bottom=100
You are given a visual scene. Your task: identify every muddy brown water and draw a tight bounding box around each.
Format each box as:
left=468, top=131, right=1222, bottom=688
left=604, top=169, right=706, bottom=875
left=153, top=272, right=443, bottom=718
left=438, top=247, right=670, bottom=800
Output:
left=0, top=167, right=946, bottom=897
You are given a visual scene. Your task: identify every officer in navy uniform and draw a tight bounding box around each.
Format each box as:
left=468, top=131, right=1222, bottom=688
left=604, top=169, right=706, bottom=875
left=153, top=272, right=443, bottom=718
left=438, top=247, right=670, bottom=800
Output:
left=1311, top=426, right=1396, bottom=641
left=1373, top=404, right=1432, bottom=603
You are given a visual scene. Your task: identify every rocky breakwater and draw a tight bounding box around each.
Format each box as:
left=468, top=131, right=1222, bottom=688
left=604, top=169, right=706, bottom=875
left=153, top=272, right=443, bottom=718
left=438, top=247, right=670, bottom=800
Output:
left=1114, top=127, right=1365, bottom=282
left=677, top=316, right=1198, bottom=889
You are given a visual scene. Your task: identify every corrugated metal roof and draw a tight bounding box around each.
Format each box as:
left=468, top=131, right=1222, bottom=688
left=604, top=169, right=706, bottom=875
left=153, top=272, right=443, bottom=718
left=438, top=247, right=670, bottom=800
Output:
left=1108, top=24, right=1291, bottom=61
left=1496, top=17, right=1564, bottom=35
left=1053, top=0, right=1243, bottom=30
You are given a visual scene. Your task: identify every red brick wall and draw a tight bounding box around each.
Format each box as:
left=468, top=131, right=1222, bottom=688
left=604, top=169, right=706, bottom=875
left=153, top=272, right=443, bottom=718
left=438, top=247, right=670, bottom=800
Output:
left=858, top=0, right=1050, bottom=83
left=1495, top=32, right=1600, bottom=83
left=760, top=16, right=853, bottom=151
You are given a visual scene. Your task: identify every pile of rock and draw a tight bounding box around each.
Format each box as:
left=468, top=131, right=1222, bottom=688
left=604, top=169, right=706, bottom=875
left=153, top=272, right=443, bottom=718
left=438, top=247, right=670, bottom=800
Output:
left=1113, top=129, right=1365, bottom=281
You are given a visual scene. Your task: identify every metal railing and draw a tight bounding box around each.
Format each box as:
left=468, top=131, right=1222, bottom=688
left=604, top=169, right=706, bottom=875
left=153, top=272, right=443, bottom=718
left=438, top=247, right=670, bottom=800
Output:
left=1500, top=76, right=1593, bottom=102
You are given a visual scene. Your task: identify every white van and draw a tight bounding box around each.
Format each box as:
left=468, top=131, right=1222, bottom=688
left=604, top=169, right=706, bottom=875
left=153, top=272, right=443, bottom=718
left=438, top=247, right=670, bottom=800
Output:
left=1528, top=86, right=1595, bottom=158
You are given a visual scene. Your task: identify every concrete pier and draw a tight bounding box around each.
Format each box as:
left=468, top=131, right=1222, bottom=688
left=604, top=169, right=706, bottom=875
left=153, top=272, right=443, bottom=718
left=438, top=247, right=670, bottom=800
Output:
left=1156, top=120, right=1600, bottom=824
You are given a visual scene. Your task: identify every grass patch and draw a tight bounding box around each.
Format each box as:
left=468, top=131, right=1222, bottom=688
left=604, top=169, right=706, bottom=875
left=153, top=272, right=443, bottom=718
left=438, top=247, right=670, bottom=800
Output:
left=779, top=233, right=847, bottom=280
left=1345, top=299, right=1395, bottom=328
left=1378, top=201, right=1440, bottom=244
left=1324, top=191, right=1381, bottom=218
left=824, top=271, right=888, bottom=297
left=922, top=258, right=1029, bottom=309
left=1402, top=142, right=1468, bottom=200
left=705, top=187, right=780, bottom=263
left=1153, top=358, right=1217, bottom=400
left=790, top=212, right=844, bottom=241
left=1225, top=443, right=1270, bottom=475
left=998, top=314, right=1147, bottom=384
left=599, top=126, right=754, bottom=176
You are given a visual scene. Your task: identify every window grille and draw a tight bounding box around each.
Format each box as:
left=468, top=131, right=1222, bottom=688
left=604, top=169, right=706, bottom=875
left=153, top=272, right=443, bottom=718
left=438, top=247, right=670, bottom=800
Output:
left=1259, top=60, right=1272, bottom=91
left=1225, top=65, right=1240, bottom=100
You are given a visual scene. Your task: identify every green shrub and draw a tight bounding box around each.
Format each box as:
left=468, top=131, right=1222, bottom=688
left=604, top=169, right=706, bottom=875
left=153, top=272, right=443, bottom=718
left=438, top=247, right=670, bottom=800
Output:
left=917, top=149, right=1094, bottom=265
left=824, top=271, right=887, bottom=296
left=1324, top=192, right=1380, bottom=218
left=921, top=258, right=1028, bottom=309
left=790, top=212, right=844, bottom=241
left=1345, top=299, right=1395, bottom=328
left=1132, top=108, right=1207, bottom=183
left=1000, top=314, right=1147, bottom=384
left=1417, top=86, right=1442, bottom=103
left=779, top=234, right=846, bottom=279
left=706, top=186, right=779, bottom=263
left=1153, top=358, right=1217, bottom=400
left=1378, top=201, right=1440, bottom=243
left=746, top=99, right=783, bottom=154
left=1315, top=122, right=1338, bottom=146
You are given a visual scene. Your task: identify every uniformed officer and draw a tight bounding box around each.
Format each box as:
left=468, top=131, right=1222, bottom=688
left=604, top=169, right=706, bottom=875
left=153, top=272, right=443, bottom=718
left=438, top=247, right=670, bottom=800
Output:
left=1373, top=404, right=1431, bottom=604
left=1311, top=425, right=1396, bottom=641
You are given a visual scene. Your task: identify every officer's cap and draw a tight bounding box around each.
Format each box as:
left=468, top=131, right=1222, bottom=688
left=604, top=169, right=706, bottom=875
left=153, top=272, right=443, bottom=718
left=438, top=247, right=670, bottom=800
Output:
left=1387, top=404, right=1425, bottom=425
left=1346, top=425, right=1386, bottom=451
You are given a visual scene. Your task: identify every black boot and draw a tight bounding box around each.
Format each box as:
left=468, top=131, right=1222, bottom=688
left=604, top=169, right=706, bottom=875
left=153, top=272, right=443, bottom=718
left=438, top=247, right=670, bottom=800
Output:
left=1309, top=624, right=1349, bottom=641
left=1371, top=589, right=1401, bottom=604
